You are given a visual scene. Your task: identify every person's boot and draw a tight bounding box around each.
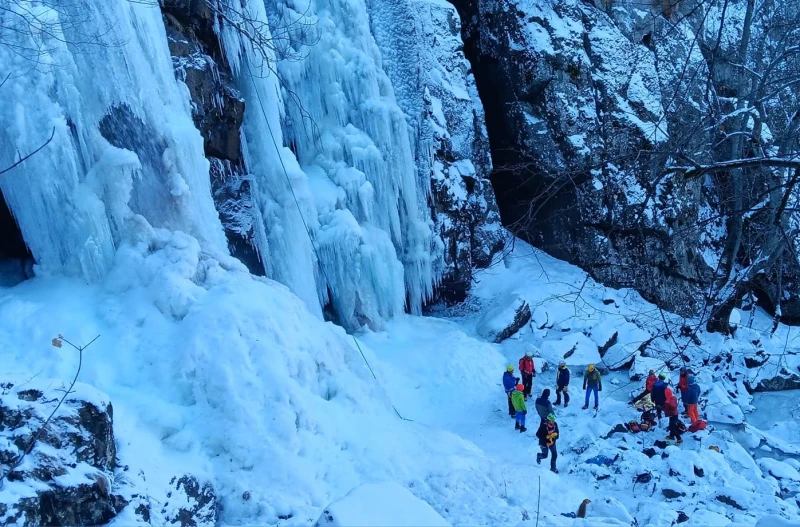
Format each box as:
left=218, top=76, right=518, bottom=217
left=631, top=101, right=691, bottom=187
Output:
left=515, top=422, right=520, bottom=430
left=536, top=454, right=542, bottom=465
left=582, top=404, right=588, bottom=410
left=554, top=400, right=561, bottom=406
left=550, top=467, right=558, bottom=474
left=665, top=435, right=676, bottom=441
left=676, top=437, right=683, bottom=445
left=519, top=426, right=527, bottom=433
left=594, top=405, right=599, bottom=410
left=564, top=401, right=569, bottom=408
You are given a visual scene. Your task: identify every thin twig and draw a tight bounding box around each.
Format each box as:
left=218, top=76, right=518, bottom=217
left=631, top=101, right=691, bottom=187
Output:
left=0, top=126, right=55, bottom=176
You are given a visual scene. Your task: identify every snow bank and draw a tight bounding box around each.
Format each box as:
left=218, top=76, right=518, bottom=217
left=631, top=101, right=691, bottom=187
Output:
left=314, top=483, right=450, bottom=527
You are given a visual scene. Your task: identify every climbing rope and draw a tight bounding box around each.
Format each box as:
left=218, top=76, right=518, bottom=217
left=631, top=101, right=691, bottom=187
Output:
left=244, top=59, right=412, bottom=422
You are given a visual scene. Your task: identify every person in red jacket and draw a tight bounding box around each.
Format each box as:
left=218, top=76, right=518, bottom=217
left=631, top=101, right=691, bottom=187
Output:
left=519, top=351, right=536, bottom=397
left=664, top=388, right=684, bottom=445
left=631, top=369, right=658, bottom=405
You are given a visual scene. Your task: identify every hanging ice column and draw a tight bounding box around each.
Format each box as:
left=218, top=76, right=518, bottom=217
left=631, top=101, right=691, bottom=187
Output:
left=271, top=0, right=440, bottom=327
left=216, top=0, right=441, bottom=329
left=0, top=0, right=227, bottom=281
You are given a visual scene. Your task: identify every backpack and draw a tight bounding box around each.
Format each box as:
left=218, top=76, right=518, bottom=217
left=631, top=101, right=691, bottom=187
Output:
left=688, top=420, right=707, bottom=432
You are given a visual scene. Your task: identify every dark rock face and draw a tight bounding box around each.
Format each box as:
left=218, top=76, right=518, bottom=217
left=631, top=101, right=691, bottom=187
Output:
left=162, top=475, right=218, bottom=526
left=160, top=5, right=263, bottom=276
left=747, top=369, right=800, bottom=392
left=0, top=382, right=126, bottom=525
left=450, top=0, right=714, bottom=316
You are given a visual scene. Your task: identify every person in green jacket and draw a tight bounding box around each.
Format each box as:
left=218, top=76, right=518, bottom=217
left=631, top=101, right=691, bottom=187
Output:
left=582, top=364, right=602, bottom=410
left=512, top=383, right=527, bottom=432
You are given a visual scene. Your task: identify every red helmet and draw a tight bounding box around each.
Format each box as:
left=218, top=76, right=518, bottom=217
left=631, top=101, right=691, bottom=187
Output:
left=516, top=384, right=524, bottom=392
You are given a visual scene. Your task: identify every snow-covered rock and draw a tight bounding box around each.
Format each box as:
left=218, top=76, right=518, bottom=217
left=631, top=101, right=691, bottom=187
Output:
left=539, top=332, right=601, bottom=368
left=476, top=292, right=531, bottom=343
left=314, top=483, right=450, bottom=527
left=0, top=381, right=127, bottom=525
left=630, top=355, right=668, bottom=381
left=585, top=496, right=634, bottom=524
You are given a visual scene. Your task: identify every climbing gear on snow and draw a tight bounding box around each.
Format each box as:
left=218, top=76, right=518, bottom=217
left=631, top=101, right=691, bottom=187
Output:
left=688, top=420, right=707, bottom=433
left=708, top=445, right=721, bottom=453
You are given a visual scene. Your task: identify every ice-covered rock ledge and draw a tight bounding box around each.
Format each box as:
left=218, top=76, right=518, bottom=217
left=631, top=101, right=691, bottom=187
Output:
left=0, top=380, right=125, bottom=525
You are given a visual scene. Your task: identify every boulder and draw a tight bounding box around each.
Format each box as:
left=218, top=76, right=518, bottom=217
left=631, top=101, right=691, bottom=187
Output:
left=661, top=488, right=685, bottom=500
left=0, top=380, right=126, bottom=525
left=629, top=355, right=668, bottom=381
left=162, top=475, right=218, bottom=527
left=476, top=292, right=531, bottom=343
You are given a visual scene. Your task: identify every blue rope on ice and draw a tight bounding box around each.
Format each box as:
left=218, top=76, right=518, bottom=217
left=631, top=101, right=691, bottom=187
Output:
left=244, top=60, right=412, bottom=423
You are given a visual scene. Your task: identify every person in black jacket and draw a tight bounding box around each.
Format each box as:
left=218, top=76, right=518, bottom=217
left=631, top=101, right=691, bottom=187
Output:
left=535, top=389, right=554, bottom=424
left=554, top=361, right=570, bottom=407
left=536, top=414, right=559, bottom=473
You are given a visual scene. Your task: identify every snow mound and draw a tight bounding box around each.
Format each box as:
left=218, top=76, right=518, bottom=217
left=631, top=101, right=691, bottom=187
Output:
left=314, top=483, right=450, bottom=527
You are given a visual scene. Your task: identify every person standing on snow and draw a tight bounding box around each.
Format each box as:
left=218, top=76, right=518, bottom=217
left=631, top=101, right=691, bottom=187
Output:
left=677, top=368, right=691, bottom=414
left=519, top=351, right=536, bottom=397
left=651, top=373, right=668, bottom=419
left=664, top=388, right=684, bottom=444
left=535, top=389, right=555, bottom=424
left=512, top=383, right=528, bottom=432
left=536, top=413, right=559, bottom=473
left=683, top=375, right=701, bottom=424
left=554, top=361, right=570, bottom=407
left=631, top=369, right=658, bottom=405
left=582, top=364, right=602, bottom=410
left=503, top=365, right=519, bottom=418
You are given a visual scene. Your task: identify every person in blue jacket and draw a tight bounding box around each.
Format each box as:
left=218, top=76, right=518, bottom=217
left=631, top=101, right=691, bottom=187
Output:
left=503, top=365, right=519, bottom=417
left=683, top=375, right=701, bottom=424
left=554, top=361, right=570, bottom=407
left=651, top=373, right=668, bottom=419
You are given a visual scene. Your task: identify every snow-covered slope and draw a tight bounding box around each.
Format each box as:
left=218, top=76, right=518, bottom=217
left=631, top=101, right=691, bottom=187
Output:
left=2, top=235, right=799, bottom=525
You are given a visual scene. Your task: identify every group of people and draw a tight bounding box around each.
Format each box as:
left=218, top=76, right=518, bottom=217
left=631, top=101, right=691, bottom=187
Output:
left=503, top=354, right=705, bottom=470
left=631, top=367, right=703, bottom=444
left=502, top=353, right=608, bottom=473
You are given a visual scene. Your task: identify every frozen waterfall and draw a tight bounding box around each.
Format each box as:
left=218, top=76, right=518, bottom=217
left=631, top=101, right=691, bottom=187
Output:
left=0, top=0, right=446, bottom=329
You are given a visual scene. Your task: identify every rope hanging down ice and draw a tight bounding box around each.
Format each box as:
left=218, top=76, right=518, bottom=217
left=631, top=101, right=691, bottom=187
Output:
left=244, top=60, right=412, bottom=422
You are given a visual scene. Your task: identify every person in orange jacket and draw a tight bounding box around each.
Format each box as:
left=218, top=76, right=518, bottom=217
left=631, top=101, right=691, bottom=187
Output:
left=519, top=351, right=536, bottom=397
left=631, top=369, right=658, bottom=405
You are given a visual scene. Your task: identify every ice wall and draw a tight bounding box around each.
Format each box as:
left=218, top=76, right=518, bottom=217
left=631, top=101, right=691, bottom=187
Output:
left=0, top=0, right=227, bottom=281
left=0, top=0, right=450, bottom=330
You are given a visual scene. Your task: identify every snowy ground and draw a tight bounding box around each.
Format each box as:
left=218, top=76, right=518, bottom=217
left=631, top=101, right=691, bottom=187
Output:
left=1, top=238, right=799, bottom=526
